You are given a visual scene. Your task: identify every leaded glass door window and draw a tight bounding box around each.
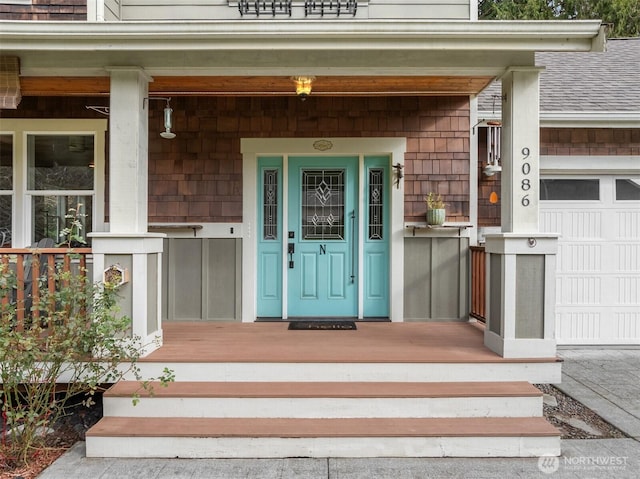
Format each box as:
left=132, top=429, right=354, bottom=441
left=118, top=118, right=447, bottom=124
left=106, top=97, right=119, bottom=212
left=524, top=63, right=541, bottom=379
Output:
left=301, top=169, right=345, bottom=240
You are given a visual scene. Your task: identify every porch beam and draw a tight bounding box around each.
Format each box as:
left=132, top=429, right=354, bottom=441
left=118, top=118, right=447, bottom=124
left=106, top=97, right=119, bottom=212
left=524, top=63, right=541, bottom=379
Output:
left=17, top=75, right=495, bottom=97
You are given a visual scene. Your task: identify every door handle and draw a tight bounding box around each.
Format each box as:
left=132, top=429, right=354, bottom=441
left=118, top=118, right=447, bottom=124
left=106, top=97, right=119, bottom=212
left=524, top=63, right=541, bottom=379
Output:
left=288, top=243, right=295, bottom=268
left=350, top=210, right=355, bottom=283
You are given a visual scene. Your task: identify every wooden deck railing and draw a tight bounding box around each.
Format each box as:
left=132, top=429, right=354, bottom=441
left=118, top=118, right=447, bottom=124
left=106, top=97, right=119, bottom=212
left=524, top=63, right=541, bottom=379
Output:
left=470, top=246, right=486, bottom=322
left=0, top=248, right=92, bottom=332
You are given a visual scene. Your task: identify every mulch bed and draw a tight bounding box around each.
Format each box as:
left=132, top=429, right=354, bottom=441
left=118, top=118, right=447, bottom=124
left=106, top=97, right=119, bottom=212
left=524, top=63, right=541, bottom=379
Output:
left=1, top=394, right=103, bottom=479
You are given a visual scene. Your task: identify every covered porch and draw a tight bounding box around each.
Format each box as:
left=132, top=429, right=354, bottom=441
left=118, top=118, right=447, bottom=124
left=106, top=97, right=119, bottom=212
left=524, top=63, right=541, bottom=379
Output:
left=0, top=18, right=606, bottom=362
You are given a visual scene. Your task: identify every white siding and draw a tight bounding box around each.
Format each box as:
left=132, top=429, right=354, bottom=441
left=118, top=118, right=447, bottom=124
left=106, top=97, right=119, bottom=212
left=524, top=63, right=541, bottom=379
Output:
left=369, top=0, right=470, bottom=20
left=116, top=1, right=471, bottom=21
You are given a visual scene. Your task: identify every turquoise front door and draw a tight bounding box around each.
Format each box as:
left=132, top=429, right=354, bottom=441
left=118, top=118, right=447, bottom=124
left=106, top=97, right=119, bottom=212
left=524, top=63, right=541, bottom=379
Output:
left=287, top=156, right=358, bottom=317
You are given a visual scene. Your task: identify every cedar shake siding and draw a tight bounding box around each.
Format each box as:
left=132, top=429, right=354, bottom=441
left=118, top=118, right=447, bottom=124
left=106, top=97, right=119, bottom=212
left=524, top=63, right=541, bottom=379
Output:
left=540, top=128, right=640, bottom=156
left=0, top=1, right=86, bottom=21
left=5, top=95, right=471, bottom=224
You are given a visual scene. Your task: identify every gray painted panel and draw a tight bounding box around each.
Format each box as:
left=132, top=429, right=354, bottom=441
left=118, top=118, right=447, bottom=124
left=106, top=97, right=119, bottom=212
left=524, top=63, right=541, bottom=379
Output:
left=431, top=239, right=463, bottom=318
left=516, top=255, right=545, bottom=339
left=489, top=254, right=502, bottom=336
left=161, top=238, right=241, bottom=321
left=147, top=253, right=158, bottom=336
left=105, top=254, right=133, bottom=327
left=404, top=237, right=468, bottom=321
left=206, top=238, right=240, bottom=320
left=170, top=239, right=203, bottom=320
left=404, top=238, right=432, bottom=321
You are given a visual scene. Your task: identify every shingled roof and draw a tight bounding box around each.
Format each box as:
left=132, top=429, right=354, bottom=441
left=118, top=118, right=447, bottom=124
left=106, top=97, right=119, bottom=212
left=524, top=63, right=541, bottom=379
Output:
left=478, top=37, right=640, bottom=114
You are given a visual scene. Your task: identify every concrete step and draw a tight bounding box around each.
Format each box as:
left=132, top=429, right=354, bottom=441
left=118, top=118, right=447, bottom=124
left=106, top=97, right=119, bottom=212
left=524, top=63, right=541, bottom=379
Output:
left=86, top=416, right=560, bottom=458
left=103, top=381, right=543, bottom=418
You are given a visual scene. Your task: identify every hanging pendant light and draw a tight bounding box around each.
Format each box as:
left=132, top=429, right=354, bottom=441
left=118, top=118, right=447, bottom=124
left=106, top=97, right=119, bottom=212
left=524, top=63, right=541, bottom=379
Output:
left=160, top=98, right=176, bottom=139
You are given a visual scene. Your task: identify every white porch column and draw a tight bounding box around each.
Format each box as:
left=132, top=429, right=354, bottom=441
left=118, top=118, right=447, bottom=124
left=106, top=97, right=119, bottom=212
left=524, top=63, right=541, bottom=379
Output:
left=89, top=67, right=164, bottom=356
left=108, top=67, right=150, bottom=234
left=484, top=68, right=558, bottom=358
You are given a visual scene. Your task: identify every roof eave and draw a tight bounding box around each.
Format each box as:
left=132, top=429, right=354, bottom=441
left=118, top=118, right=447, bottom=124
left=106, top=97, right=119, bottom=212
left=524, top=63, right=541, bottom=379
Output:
left=0, top=19, right=605, bottom=53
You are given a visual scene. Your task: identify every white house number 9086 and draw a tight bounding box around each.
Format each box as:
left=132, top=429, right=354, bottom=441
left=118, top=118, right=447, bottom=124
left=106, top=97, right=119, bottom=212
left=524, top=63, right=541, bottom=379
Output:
left=521, top=147, right=532, bottom=206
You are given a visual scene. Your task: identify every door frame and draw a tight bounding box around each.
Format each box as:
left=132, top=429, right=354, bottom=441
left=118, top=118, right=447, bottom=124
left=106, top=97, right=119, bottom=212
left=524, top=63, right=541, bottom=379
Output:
left=242, top=138, right=406, bottom=322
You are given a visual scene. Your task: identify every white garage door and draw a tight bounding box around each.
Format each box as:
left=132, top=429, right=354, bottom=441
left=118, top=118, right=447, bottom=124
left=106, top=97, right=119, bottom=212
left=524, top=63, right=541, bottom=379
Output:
left=540, top=176, right=640, bottom=345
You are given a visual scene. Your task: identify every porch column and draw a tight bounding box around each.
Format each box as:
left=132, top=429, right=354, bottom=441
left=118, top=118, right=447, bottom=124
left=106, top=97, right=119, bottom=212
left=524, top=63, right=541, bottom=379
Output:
left=89, top=67, right=164, bottom=356
left=483, top=67, right=558, bottom=358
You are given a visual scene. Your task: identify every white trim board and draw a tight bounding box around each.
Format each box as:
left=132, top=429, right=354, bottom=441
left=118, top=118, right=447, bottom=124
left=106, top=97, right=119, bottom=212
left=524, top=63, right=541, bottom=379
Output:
left=541, top=155, right=640, bottom=174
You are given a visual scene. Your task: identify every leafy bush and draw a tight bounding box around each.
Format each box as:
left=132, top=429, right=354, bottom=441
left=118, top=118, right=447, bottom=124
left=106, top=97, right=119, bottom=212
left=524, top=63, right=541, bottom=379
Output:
left=0, top=256, right=173, bottom=467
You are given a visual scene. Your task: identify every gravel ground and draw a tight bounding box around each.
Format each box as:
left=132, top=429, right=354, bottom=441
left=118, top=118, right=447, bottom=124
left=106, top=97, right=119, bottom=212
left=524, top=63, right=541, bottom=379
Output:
left=536, top=383, right=628, bottom=439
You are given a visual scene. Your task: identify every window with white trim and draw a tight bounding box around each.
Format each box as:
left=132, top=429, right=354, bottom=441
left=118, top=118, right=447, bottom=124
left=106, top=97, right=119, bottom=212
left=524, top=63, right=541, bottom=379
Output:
left=27, top=134, right=95, bottom=244
left=0, top=120, right=107, bottom=247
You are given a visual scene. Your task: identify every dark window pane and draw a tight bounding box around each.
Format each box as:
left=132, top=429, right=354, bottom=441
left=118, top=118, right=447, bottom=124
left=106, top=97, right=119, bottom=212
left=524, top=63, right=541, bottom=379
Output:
left=616, top=179, right=640, bottom=201
left=263, top=169, right=279, bottom=240
left=27, top=135, right=94, bottom=190
left=368, top=168, right=384, bottom=240
left=0, top=134, right=12, bottom=190
left=32, top=195, right=92, bottom=245
left=0, top=196, right=11, bottom=247
left=540, top=179, right=599, bottom=201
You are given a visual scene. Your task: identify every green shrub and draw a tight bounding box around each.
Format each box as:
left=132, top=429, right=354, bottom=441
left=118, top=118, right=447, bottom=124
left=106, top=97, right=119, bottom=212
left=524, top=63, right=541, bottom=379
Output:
left=0, top=257, right=173, bottom=467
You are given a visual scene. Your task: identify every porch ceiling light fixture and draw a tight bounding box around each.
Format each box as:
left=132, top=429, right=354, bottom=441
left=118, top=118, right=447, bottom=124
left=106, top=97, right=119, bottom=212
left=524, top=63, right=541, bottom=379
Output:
left=145, top=96, right=176, bottom=140
left=146, top=97, right=177, bottom=139
left=159, top=97, right=176, bottom=139
left=292, top=76, right=315, bottom=101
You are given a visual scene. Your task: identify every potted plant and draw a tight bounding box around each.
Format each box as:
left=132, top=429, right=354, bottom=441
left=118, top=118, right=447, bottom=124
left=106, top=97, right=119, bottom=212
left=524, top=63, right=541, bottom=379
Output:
left=425, top=192, right=446, bottom=226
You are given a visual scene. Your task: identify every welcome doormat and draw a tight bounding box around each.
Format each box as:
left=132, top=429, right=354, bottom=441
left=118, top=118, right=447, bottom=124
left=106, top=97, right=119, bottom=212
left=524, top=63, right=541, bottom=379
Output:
left=288, top=320, right=357, bottom=330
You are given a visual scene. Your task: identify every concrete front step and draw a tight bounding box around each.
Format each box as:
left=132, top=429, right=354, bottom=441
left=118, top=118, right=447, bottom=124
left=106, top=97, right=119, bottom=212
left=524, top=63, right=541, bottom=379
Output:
left=85, top=416, right=561, bottom=458
left=103, top=381, right=543, bottom=418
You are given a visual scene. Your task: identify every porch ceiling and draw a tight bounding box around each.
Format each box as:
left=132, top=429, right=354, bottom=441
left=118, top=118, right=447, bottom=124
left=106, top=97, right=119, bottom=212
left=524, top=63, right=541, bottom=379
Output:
left=20, top=75, right=495, bottom=97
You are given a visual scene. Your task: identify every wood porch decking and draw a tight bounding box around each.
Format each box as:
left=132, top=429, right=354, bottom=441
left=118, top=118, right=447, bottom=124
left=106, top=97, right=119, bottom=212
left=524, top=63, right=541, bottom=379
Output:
left=144, top=320, right=558, bottom=364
